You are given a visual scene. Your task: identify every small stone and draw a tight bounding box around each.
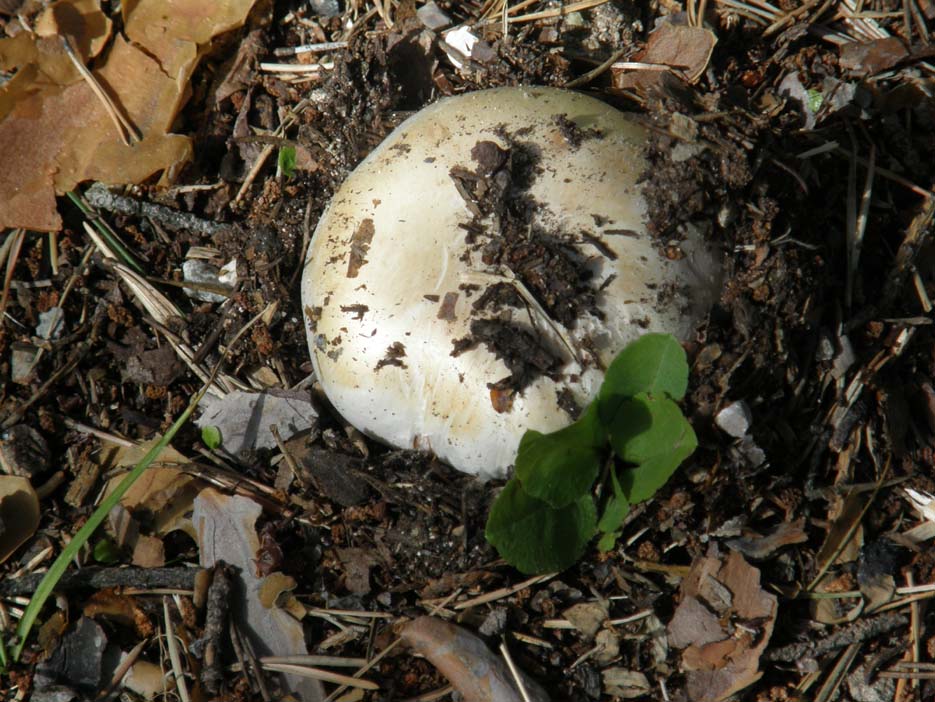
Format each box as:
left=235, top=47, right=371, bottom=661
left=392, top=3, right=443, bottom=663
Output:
left=832, top=334, right=856, bottom=379
left=416, top=1, right=451, bottom=30
left=594, top=629, right=620, bottom=664
left=564, top=601, right=608, bottom=640
left=308, top=0, right=340, bottom=17
left=37, top=307, right=64, bottom=340
left=739, top=435, right=766, bottom=468
left=715, top=400, right=753, bottom=439
left=478, top=607, right=508, bottom=637
left=36, top=617, right=107, bottom=691
left=181, top=258, right=236, bottom=303
left=11, top=342, right=41, bottom=385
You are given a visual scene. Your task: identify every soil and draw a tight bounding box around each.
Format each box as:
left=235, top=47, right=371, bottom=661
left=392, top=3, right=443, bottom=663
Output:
left=3, top=0, right=935, bottom=701
left=449, top=135, right=600, bottom=395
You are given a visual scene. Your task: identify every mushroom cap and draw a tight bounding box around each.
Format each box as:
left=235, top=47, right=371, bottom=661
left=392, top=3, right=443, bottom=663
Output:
left=302, top=86, right=721, bottom=479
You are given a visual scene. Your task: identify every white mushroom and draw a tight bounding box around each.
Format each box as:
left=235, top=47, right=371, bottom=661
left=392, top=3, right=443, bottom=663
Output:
left=302, top=86, right=721, bottom=479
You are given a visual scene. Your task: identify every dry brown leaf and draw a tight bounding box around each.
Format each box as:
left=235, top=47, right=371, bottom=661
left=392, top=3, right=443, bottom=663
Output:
left=0, top=0, right=112, bottom=90
left=123, top=659, right=166, bottom=699
left=682, top=637, right=745, bottom=672
left=0, top=33, right=77, bottom=87
left=839, top=37, right=909, bottom=76
left=666, top=546, right=777, bottom=702
left=83, top=588, right=154, bottom=637
left=35, top=0, right=113, bottom=60
left=257, top=572, right=297, bottom=608
left=614, top=22, right=716, bottom=91
left=0, top=35, right=192, bottom=230
left=124, top=0, right=258, bottom=47
left=667, top=596, right=723, bottom=650
left=37, top=610, right=68, bottom=658
left=53, top=36, right=195, bottom=192
left=102, top=440, right=200, bottom=538
left=0, top=0, right=259, bottom=231
left=193, top=488, right=325, bottom=702
left=725, top=518, right=808, bottom=561
left=0, top=475, right=40, bottom=563
left=335, top=547, right=380, bottom=595
left=131, top=534, right=165, bottom=568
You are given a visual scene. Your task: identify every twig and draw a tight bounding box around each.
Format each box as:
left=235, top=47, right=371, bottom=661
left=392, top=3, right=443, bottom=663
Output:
left=0, top=566, right=201, bottom=597
left=270, top=424, right=309, bottom=490
left=256, top=663, right=379, bottom=689
left=454, top=572, right=555, bottom=610
left=230, top=655, right=369, bottom=669
left=236, top=622, right=272, bottom=701
left=324, top=590, right=464, bottom=702
left=564, top=47, right=628, bottom=88
left=273, top=41, right=348, bottom=56
left=848, top=142, right=875, bottom=308
left=398, top=686, right=454, bottom=701
left=845, top=128, right=858, bottom=308
left=500, top=641, right=533, bottom=702
left=1, top=331, right=94, bottom=430
left=96, top=637, right=150, bottom=700
left=259, top=62, right=330, bottom=74
left=289, top=199, right=314, bottom=289
left=797, top=143, right=935, bottom=199
left=164, top=597, right=192, bottom=702
left=201, top=563, right=234, bottom=695
left=814, top=643, right=861, bottom=702
left=763, top=612, right=907, bottom=662
left=83, top=183, right=226, bottom=237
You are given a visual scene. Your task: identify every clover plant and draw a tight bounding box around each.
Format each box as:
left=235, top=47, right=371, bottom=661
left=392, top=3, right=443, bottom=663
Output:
left=485, top=333, right=697, bottom=574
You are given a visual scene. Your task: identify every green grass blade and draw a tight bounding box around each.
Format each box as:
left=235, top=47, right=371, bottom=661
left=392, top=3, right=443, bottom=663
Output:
left=10, top=385, right=208, bottom=661
left=66, top=190, right=145, bottom=275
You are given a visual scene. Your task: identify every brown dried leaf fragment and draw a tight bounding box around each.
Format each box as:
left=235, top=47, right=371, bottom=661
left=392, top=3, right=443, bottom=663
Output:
left=614, top=22, right=717, bottom=90
left=725, top=518, right=808, bottom=560
left=666, top=546, right=777, bottom=702
left=0, top=0, right=111, bottom=90
left=83, top=588, right=154, bottom=638
left=0, top=0, right=259, bottom=231
left=0, top=36, right=192, bottom=230
left=0, top=476, right=39, bottom=563
left=102, top=440, right=200, bottom=538
left=35, top=0, right=112, bottom=61
left=193, top=488, right=325, bottom=702
left=839, top=37, right=909, bottom=76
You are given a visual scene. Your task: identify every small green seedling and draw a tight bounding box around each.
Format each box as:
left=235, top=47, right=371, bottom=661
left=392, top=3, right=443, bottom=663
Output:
left=278, top=145, right=297, bottom=180
left=806, top=88, right=823, bottom=114
left=485, top=333, right=697, bottom=574
left=92, top=538, right=122, bottom=564
left=201, top=425, right=222, bottom=450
